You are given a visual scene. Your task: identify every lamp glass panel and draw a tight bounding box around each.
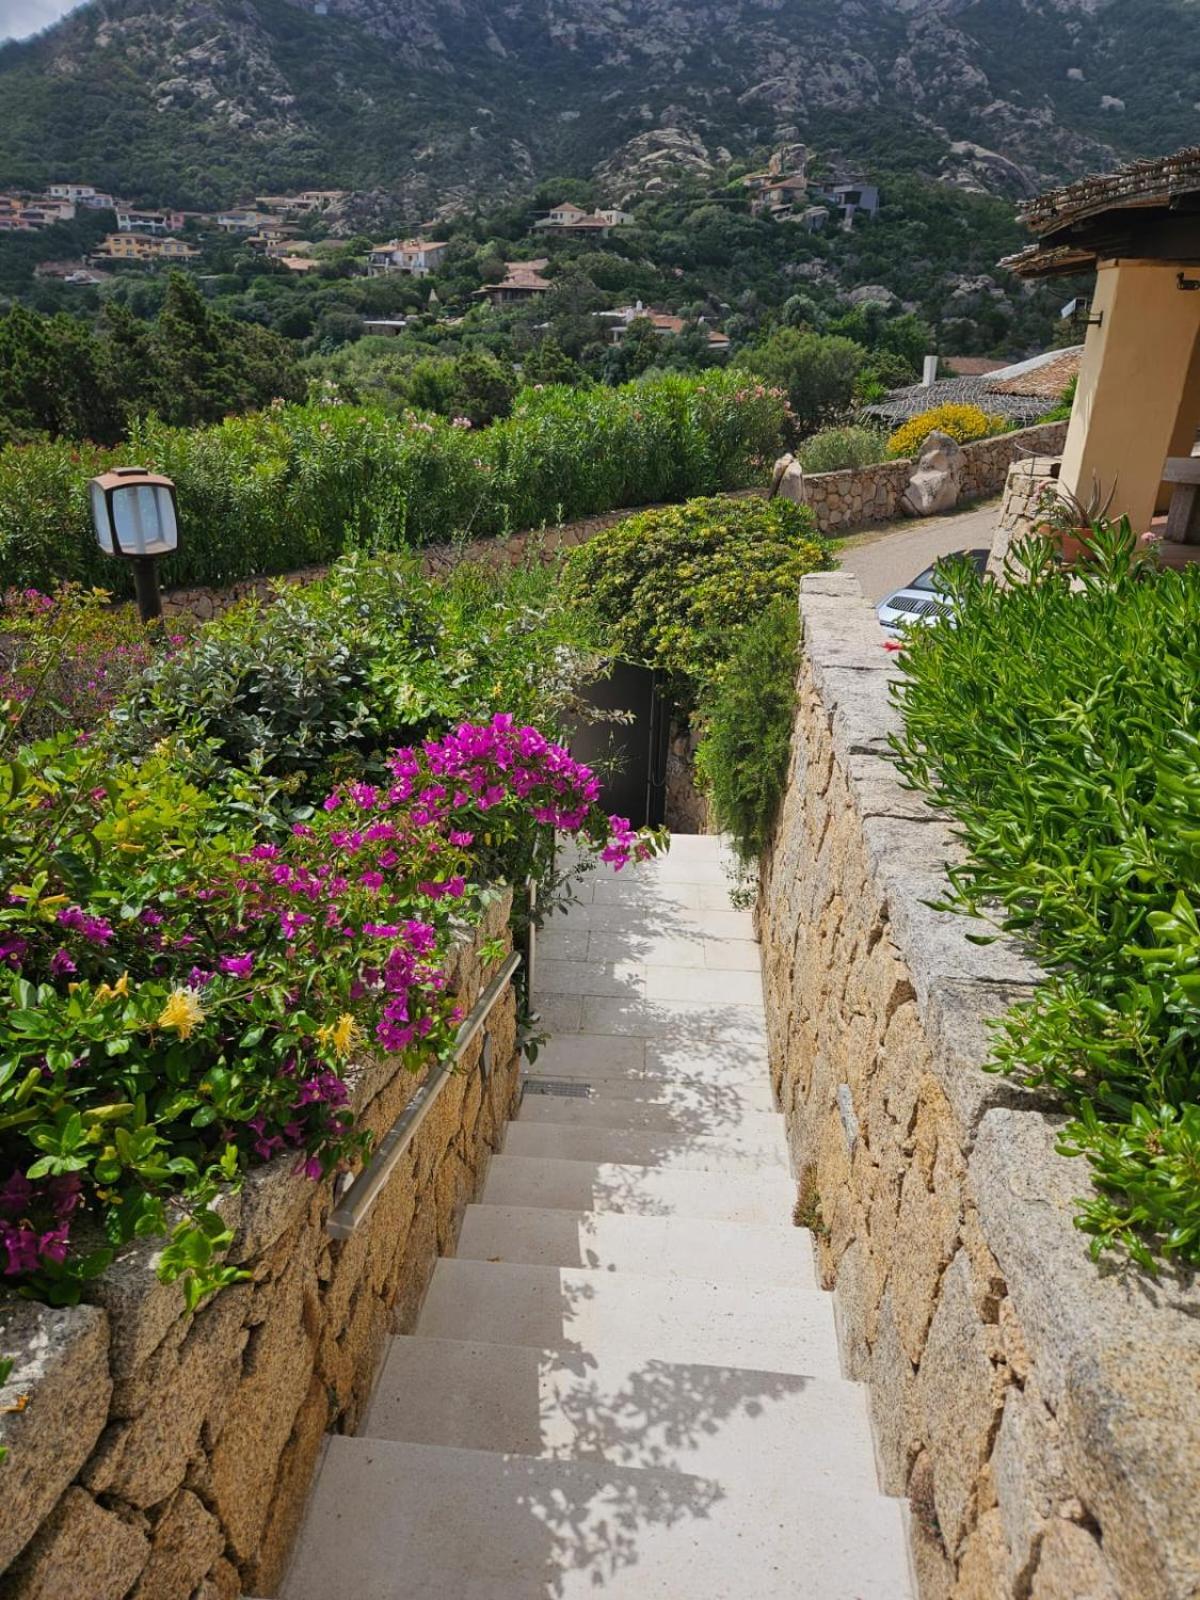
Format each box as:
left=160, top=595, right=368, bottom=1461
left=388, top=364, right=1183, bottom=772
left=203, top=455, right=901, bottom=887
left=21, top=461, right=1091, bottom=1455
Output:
left=89, top=481, right=114, bottom=554
left=111, top=484, right=178, bottom=557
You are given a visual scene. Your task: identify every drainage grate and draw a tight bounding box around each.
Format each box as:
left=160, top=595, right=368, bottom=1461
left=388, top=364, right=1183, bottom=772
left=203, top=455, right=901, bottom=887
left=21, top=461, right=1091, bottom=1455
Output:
left=522, top=1078, right=593, bottom=1099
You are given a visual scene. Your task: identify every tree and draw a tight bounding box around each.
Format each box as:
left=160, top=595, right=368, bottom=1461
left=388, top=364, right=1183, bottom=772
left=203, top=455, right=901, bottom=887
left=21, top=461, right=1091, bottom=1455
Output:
left=521, top=338, right=588, bottom=388
left=737, top=329, right=865, bottom=437
left=0, top=305, right=122, bottom=443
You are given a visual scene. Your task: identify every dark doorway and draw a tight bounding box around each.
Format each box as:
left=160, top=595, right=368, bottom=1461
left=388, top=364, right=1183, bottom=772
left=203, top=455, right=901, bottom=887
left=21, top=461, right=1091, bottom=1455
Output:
left=568, top=662, right=669, bottom=828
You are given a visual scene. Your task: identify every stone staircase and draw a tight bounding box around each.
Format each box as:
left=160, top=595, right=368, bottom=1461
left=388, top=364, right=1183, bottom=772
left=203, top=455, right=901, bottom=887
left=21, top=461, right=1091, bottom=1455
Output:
left=280, top=835, right=914, bottom=1599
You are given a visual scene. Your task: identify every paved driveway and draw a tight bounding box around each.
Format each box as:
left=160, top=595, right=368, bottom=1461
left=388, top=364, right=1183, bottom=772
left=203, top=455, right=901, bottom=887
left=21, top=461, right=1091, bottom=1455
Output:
left=836, top=501, right=1001, bottom=603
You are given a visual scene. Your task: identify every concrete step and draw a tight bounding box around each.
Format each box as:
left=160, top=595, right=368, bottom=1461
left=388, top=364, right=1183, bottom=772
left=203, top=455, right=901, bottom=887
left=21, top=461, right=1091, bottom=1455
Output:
left=502, top=1119, right=790, bottom=1174
left=416, top=1259, right=840, bottom=1377
left=526, top=1031, right=769, bottom=1085
left=282, top=1437, right=914, bottom=1600
left=455, top=1205, right=815, bottom=1287
left=516, top=1091, right=784, bottom=1139
left=521, top=1072, right=777, bottom=1115
left=366, top=1336, right=878, bottom=1491
left=480, top=1154, right=795, bottom=1226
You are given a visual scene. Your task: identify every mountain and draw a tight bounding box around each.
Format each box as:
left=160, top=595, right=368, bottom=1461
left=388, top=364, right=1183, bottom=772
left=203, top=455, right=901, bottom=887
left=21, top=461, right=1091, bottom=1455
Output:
left=0, top=0, right=1197, bottom=213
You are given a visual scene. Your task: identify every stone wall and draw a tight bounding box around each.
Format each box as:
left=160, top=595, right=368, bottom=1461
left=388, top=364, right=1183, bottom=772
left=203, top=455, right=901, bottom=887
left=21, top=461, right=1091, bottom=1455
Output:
left=0, top=894, right=521, bottom=1600
left=987, top=454, right=1063, bottom=577
left=782, top=421, right=1070, bottom=536
left=159, top=490, right=767, bottom=623
left=757, top=573, right=1200, bottom=1600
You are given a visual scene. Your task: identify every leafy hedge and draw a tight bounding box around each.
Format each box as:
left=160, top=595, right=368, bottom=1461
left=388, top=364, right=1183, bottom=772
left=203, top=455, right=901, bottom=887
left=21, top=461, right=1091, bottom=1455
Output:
left=893, top=525, right=1200, bottom=1269
left=563, top=495, right=833, bottom=859
left=0, top=372, right=788, bottom=597
left=561, top=495, right=831, bottom=714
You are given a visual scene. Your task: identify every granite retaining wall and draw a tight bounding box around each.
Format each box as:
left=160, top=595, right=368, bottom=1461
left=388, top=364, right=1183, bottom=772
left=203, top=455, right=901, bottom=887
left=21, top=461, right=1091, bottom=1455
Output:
left=757, top=573, right=1200, bottom=1600
left=0, top=894, right=520, bottom=1600
left=787, top=421, right=1069, bottom=536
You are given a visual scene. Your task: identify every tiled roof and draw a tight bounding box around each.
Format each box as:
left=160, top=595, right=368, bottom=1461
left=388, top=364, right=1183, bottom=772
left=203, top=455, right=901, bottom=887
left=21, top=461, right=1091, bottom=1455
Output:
left=863, top=376, right=1049, bottom=426
left=988, top=347, right=1082, bottom=399
left=943, top=357, right=1009, bottom=377
left=1020, top=146, right=1200, bottom=235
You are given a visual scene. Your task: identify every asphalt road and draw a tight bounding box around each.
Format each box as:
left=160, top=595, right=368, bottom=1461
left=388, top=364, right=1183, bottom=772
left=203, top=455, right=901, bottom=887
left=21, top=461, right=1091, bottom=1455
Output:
left=837, top=501, right=1001, bottom=603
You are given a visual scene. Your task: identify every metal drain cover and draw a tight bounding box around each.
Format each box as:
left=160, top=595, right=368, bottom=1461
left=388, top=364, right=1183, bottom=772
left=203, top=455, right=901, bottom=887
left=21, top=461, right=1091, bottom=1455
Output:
left=522, top=1078, right=593, bottom=1098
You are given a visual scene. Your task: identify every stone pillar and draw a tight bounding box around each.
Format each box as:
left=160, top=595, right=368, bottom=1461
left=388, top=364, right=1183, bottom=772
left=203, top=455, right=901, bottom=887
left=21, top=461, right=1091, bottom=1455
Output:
left=1059, top=260, right=1200, bottom=533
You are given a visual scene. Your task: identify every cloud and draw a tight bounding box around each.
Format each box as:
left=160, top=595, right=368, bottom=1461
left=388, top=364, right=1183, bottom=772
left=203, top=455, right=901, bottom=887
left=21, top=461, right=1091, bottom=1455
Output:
left=0, top=0, right=84, bottom=43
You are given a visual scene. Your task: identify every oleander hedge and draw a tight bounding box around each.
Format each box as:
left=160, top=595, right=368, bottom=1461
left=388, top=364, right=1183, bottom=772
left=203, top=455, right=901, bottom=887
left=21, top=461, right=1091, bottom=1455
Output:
left=0, top=373, right=788, bottom=597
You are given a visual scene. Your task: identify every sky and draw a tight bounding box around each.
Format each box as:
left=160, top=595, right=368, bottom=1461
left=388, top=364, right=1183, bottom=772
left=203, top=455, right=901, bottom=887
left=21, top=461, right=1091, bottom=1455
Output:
left=0, top=0, right=82, bottom=42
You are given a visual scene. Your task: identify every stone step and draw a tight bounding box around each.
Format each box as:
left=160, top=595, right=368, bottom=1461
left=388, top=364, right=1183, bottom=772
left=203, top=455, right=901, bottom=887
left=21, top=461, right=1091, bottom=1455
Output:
left=522, top=1071, right=777, bottom=1115
left=416, top=1259, right=839, bottom=1377
left=502, top=1119, right=790, bottom=1174
left=480, top=1154, right=795, bottom=1226
left=535, top=992, right=769, bottom=1041
left=455, top=1205, right=815, bottom=1287
left=516, top=1091, right=784, bottom=1140
left=282, top=1437, right=914, bottom=1600
left=366, top=1336, right=878, bottom=1491
left=526, top=1031, right=769, bottom=1084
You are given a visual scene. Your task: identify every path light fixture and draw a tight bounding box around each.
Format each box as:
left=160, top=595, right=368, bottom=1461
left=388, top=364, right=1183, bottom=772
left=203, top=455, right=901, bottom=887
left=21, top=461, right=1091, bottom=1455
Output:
left=88, top=467, right=179, bottom=623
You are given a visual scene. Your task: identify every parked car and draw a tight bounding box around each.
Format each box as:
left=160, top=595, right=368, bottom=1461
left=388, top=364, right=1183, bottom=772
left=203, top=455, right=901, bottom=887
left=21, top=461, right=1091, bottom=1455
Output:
left=876, top=548, right=990, bottom=637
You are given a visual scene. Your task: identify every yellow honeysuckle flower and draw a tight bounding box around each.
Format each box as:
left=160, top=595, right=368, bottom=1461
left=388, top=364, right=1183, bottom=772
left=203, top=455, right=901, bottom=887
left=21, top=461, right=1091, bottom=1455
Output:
left=317, top=1012, right=359, bottom=1060
left=157, top=988, right=206, bottom=1040
left=94, top=973, right=131, bottom=1004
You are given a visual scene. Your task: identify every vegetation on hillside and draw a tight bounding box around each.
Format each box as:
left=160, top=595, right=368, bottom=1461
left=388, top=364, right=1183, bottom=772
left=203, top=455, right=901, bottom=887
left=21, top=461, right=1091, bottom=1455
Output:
left=0, top=372, right=787, bottom=594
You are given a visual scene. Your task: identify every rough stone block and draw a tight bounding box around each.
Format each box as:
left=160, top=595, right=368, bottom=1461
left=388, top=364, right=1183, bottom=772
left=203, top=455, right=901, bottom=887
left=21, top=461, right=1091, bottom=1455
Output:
left=1061, top=1337, right=1200, bottom=1600
left=131, top=1489, right=224, bottom=1600
left=868, top=1287, right=919, bottom=1495
left=4, top=1487, right=149, bottom=1600
left=921, top=977, right=1047, bottom=1139
left=1029, top=1519, right=1118, bottom=1600
left=0, top=1301, right=112, bottom=1571
left=993, top=1384, right=1067, bottom=1593
left=917, top=1251, right=1007, bottom=1556
left=85, top=1284, right=250, bottom=1508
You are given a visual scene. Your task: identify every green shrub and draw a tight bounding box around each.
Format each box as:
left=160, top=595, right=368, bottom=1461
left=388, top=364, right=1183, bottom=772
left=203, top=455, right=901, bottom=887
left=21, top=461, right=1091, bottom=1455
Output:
left=695, top=598, right=800, bottom=862
left=561, top=495, right=833, bottom=713
left=796, top=425, right=888, bottom=475
left=893, top=521, right=1200, bottom=1269
left=0, top=371, right=789, bottom=597
left=114, top=551, right=605, bottom=797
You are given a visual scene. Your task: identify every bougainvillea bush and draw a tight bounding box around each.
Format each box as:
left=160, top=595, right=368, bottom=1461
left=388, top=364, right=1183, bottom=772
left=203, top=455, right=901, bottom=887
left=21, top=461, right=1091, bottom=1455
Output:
left=0, top=712, right=654, bottom=1305
left=0, top=584, right=187, bottom=745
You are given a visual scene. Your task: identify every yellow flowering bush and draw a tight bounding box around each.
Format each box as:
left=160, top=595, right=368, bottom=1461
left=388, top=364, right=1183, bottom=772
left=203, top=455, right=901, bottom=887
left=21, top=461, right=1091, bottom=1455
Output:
left=886, top=403, right=1006, bottom=459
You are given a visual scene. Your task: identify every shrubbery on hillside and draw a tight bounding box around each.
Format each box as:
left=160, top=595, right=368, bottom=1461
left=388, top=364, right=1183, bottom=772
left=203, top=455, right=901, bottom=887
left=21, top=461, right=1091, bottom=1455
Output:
left=0, top=371, right=787, bottom=595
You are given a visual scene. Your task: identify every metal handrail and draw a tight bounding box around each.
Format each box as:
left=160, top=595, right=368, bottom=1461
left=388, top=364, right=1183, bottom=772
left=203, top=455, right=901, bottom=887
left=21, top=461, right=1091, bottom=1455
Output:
left=326, top=950, right=522, bottom=1240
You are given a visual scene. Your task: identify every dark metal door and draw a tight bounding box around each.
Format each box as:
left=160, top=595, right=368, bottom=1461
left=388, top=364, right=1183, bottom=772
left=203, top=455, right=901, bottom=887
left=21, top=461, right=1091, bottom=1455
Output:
left=568, top=662, right=668, bottom=828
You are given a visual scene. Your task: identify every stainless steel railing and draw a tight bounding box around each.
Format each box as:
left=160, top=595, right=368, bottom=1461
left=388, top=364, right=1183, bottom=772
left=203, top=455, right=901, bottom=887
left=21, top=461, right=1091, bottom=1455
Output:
left=326, top=949, right=522, bottom=1240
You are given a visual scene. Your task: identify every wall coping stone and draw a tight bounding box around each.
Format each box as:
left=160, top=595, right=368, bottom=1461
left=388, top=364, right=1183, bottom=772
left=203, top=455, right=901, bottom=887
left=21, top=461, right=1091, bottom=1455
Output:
left=790, top=570, right=1200, bottom=1598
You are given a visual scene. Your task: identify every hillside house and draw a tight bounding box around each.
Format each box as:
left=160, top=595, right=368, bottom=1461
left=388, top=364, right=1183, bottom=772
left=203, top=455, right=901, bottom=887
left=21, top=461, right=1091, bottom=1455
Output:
left=600, top=302, right=730, bottom=353
left=0, top=195, right=76, bottom=231
left=747, top=173, right=809, bottom=220
left=93, top=233, right=200, bottom=264
left=366, top=239, right=449, bottom=277
left=33, top=259, right=110, bottom=285
left=47, top=183, right=114, bottom=207
left=1004, top=146, right=1200, bottom=554
left=535, top=204, right=634, bottom=238
left=255, top=190, right=345, bottom=216
left=813, top=183, right=880, bottom=229
left=215, top=210, right=276, bottom=234
left=116, top=207, right=185, bottom=235
left=475, top=260, right=552, bottom=304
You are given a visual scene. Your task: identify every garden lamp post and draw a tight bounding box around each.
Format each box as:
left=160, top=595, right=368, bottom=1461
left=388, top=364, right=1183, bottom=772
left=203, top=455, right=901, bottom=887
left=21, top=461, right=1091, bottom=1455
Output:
left=88, top=468, right=179, bottom=623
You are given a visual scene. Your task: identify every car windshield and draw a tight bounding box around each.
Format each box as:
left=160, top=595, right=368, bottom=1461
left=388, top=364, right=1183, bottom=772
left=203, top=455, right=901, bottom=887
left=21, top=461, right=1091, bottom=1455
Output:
left=908, top=549, right=990, bottom=592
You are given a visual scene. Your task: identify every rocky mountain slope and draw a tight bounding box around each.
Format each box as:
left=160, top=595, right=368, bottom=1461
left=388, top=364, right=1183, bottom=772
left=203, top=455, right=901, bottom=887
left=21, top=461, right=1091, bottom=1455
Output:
left=0, top=0, right=1196, bottom=211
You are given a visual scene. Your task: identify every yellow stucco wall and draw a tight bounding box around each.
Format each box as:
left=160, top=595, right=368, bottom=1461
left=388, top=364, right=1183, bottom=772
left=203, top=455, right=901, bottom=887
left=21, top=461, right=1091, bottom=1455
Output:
left=1060, top=261, right=1200, bottom=532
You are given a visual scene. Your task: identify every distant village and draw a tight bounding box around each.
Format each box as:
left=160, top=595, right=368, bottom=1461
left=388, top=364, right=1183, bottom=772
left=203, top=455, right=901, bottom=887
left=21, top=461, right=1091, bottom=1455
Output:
left=0, top=153, right=878, bottom=355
